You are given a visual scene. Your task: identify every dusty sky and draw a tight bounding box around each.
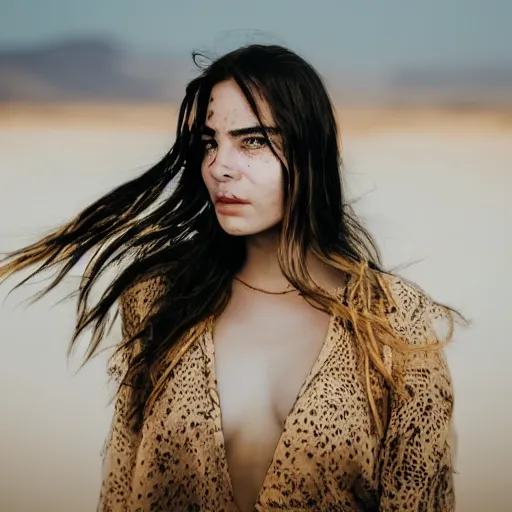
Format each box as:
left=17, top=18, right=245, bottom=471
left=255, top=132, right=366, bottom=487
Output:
left=1, top=0, right=511, bottom=73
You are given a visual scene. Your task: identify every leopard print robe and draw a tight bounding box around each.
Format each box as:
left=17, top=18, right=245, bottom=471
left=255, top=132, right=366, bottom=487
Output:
left=98, top=275, right=456, bottom=511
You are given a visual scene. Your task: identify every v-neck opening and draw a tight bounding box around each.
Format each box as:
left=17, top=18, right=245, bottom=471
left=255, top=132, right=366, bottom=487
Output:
left=204, top=294, right=341, bottom=510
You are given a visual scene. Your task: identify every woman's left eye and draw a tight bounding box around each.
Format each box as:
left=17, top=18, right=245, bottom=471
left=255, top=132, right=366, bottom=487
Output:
left=243, top=137, right=267, bottom=149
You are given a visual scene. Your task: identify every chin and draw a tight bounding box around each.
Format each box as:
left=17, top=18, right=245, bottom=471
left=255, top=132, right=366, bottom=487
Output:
left=217, top=219, right=258, bottom=236
left=216, top=215, right=280, bottom=237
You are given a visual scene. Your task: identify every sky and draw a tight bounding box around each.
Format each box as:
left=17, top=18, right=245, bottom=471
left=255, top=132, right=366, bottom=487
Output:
left=1, top=0, right=511, bottom=73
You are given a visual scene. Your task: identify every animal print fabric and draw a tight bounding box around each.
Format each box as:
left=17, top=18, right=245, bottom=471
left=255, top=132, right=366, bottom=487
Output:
left=98, top=275, right=455, bottom=511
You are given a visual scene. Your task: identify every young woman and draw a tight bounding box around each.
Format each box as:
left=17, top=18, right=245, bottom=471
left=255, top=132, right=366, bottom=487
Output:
left=0, top=44, right=464, bottom=511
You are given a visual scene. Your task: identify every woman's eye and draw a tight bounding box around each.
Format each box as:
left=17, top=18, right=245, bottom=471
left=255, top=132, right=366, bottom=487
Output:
left=201, top=137, right=267, bottom=153
left=243, top=137, right=267, bottom=149
left=201, top=139, right=217, bottom=152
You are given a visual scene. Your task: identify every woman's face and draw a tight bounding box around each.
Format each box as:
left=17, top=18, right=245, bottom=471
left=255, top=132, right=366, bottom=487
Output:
left=201, top=79, right=284, bottom=236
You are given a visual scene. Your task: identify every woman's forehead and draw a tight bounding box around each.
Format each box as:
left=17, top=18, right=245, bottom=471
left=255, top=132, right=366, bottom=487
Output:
left=206, top=80, right=273, bottom=129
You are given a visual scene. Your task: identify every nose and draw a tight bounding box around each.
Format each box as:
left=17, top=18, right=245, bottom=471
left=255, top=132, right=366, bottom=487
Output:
left=206, top=143, right=240, bottom=182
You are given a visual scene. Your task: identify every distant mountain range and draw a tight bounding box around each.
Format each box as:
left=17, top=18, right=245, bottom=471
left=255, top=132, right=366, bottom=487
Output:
left=0, top=38, right=511, bottom=106
left=0, top=38, right=193, bottom=102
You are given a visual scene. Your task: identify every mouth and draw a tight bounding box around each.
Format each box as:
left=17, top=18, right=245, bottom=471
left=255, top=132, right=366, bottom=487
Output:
left=215, top=195, right=250, bottom=205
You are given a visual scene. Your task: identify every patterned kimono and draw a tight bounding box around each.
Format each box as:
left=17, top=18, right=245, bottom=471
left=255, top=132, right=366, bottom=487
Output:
left=98, top=275, right=456, bottom=511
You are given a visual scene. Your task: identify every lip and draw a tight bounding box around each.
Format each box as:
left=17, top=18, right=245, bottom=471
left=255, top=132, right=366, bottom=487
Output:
left=215, top=195, right=250, bottom=205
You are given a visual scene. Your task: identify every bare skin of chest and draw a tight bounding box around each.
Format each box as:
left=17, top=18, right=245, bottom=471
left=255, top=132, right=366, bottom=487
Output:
left=213, top=294, right=331, bottom=512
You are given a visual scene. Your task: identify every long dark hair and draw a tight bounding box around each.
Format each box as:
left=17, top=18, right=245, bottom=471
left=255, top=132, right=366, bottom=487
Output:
left=0, top=44, right=463, bottom=436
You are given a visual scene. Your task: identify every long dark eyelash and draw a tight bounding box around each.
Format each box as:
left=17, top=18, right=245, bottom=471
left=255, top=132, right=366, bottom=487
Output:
left=244, top=136, right=268, bottom=146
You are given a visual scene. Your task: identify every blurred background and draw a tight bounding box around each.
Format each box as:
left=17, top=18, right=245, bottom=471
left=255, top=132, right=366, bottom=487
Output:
left=0, top=1, right=510, bottom=511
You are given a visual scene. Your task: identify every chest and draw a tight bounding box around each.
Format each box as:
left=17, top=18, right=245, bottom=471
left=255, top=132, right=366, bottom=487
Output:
left=211, top=303, right=333, bottom=511
left=213, top=303, right=332, bottom=432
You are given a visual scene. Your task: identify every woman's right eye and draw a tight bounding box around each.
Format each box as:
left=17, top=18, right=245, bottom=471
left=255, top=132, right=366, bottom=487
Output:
left=201, top=139, right=217, bottom=152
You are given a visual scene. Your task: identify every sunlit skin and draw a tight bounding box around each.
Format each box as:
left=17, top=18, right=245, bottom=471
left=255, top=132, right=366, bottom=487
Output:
left=200, top=79, right=285, bottom=238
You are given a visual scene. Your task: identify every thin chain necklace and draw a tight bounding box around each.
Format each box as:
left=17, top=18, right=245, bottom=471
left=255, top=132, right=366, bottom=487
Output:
left=234, top=276, right=296, bottom=295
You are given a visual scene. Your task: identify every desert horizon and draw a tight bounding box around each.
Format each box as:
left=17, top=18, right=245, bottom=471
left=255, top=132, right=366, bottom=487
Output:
left=1, top=101, right=512, bottom=135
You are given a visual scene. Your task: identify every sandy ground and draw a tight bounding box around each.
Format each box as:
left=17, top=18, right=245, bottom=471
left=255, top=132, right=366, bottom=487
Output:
left=0, top=109, right=510, bottom=511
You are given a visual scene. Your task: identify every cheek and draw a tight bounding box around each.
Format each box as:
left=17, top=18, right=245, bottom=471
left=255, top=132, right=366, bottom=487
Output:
left=248, top=159, right=283, bottom=209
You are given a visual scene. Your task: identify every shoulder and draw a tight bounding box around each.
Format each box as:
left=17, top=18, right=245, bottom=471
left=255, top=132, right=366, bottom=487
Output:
left=383, top=273, right=453, bottom=348
left=120, top=273, right=170, bottom=331
left=108, top=273, right=169, bottom=383
left=380, top=274, right=455, bottom=411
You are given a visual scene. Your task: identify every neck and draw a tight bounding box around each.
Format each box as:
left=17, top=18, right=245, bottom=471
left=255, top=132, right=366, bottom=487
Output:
left=237, top=229, right=345, bottom=294
left=238, top=228, right=288, bottom=292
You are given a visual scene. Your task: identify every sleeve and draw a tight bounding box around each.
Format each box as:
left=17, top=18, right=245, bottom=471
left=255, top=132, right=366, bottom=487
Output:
left=378, top=278, right=456, bottom=512
left=97, top=286, right=144, bottom=512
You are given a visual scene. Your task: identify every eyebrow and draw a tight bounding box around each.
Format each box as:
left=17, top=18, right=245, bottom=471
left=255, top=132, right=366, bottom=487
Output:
left=200, top=125, right=280, bottom=137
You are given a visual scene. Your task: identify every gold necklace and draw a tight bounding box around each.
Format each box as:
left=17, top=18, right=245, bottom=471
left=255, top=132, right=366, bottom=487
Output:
left=234, top=276, right=296, bottom=295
